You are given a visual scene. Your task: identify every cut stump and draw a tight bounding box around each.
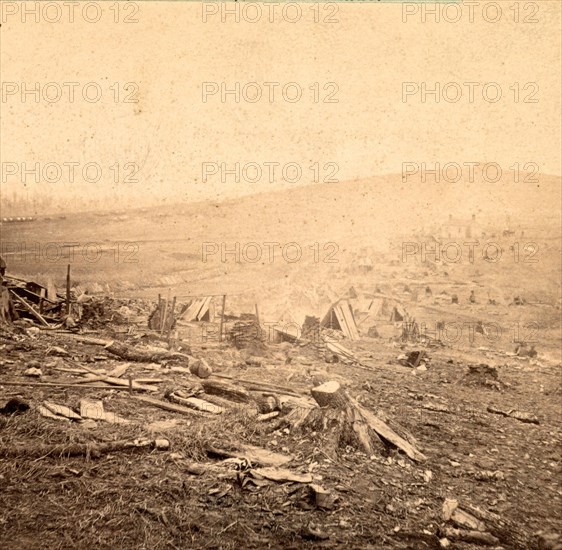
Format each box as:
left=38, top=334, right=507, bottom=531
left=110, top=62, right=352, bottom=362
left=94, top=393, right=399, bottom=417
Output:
left=279, top=380, right=426, bottom=461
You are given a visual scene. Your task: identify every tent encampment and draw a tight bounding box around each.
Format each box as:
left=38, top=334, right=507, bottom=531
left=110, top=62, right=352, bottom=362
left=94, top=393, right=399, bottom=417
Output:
left=321, top=299, right=359, bottom=340
left=180, top=296, right=215, bottom=322
left=389, top=304, right=405, bottom=323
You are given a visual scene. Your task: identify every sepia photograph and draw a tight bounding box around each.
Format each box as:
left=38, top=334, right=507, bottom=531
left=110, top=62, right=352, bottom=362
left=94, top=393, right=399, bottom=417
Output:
left=0, top=1, right=561, bottom=548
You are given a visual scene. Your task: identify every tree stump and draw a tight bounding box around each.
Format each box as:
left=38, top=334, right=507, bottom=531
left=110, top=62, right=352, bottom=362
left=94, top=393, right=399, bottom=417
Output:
left=285, top=381, right=384, bottom=456
left=311, top=381, right=348, bottom=408
left=279, top=380, right=426, bottom=461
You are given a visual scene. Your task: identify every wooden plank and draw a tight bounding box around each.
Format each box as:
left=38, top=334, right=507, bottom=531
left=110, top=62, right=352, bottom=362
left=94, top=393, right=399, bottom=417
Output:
left=351, top=398, right=427, bottom=462
left=79, top=398, right=105, bottom=420
left=9, top=291, right=50, bottom=327
left=333, top=304, right=351, bottom=339
left=107, top=363, right=130, bottom=378
left=341, top=300, right=359, bottom=340
left=43, top=401, right=81, bottom=420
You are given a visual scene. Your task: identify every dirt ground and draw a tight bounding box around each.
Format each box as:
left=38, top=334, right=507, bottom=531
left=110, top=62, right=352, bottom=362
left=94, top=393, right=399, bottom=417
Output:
left=1, top=206, right=560, bottom=548
left=1, top=316, right=560, bottom=550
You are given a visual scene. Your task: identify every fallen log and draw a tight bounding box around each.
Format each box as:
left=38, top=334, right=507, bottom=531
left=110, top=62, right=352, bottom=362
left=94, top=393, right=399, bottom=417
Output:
left=250, top=467, right=312, bottom=483
left=256, top=411, right=280, bottom=422
left=49, top=333, right=111, bottom=346
left=461, top=503, right=529, bottom=549
left=206, top=443, right=293, bottom=467
left=213, top=374, right=305, bottom=397
left=132, top=395, right=208, bottom=417
left=487, top=404, right=539, bottom=424
left=0, top=437, right=169, bottom=459
left=78, top=366, right=158, bottom=392
left=105, top=341, right=190, bottom=364
left=442, top=499, right=528, bottom=549
left=168, top=393, right=225, bottom=414
left=442, top=527, right=499, bottom=546
left=201, top=379, right=252, bottom=403
left=0, top=380, right=141, bottom=391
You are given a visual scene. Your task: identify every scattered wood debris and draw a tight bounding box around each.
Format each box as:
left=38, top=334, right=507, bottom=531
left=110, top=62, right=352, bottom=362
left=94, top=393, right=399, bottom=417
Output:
left=0, top=437, right=169, bottom=459
left=250, top=467, right=313, bottom=484
left=487, top=404, right=540, bottom=424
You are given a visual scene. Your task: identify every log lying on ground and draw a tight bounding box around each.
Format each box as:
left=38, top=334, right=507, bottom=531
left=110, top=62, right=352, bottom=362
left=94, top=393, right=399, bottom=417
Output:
left=0, top=380, right=153, bottom=391
left=442, top=499, right=528, bottom=549
left=281, top=381, right=426, bottom=461
left=442, top=527, right=499, bottom=546
left=0, top=437, right=169, bottom=458
left=79, top=366, right=158, bottom=392
left=105, top=341, right=190, bottom=364
left=133, top=395, right=208, bottom=417
left=168, top=392, right=225, bottom=414
left=206, top=443, right=293, bottom=467
left=213, top=374, right=305, bottom=398
left=201, top=379, right=252, bottom=403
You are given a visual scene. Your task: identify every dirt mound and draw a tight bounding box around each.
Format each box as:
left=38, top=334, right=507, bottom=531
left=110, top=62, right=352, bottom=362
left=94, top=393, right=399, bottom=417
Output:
left=462, top=364, right=505, bottom=391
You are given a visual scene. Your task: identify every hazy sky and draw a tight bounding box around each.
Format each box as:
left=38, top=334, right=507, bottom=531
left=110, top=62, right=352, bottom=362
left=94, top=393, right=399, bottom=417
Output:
left=1, top=1, right=560, bottom=208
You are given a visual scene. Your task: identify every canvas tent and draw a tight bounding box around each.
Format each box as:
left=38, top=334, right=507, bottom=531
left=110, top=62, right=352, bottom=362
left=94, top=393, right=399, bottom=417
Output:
left=180, top=296, right=215, bottom=322
left=368, top=297, right=391, bottom=319
left=321, top=299, right=359, bottom=340
left=389, top=304, right=406, bottom=323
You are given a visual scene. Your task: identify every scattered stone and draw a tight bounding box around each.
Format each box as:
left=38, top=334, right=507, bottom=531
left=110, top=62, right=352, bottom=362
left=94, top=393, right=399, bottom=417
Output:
left=24, top=367, right=42, bottom=377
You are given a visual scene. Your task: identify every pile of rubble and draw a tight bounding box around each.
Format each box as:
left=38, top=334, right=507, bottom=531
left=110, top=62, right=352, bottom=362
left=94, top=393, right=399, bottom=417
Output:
left=1, top=275, right=70, bottom=327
